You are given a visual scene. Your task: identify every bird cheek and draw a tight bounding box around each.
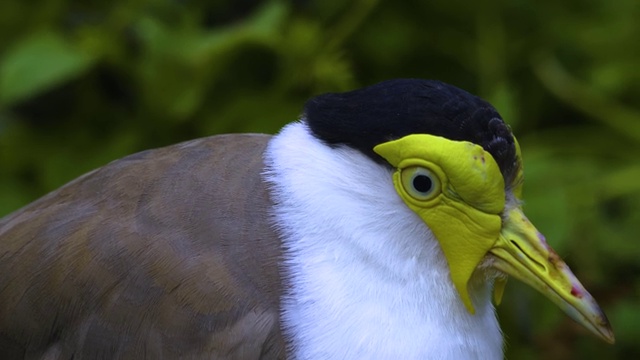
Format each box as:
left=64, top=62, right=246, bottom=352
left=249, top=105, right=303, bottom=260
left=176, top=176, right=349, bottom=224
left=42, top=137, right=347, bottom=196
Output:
left=412, top=199, right=502, bottom=314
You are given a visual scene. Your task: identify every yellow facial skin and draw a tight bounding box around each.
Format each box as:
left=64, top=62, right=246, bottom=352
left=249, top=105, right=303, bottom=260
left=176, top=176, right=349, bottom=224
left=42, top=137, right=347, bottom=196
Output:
left=374, top=134, right=615, bottom=344
left=374, top=134, right=505, bottom=313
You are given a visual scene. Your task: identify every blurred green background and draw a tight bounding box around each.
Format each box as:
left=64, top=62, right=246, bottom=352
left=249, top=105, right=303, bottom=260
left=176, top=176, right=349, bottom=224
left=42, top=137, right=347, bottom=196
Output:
left=1, top=0, right=638, bottom=358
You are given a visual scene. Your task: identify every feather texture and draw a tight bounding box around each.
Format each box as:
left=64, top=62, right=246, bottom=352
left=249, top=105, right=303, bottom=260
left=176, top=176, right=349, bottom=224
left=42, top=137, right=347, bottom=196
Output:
left=265, top=122, right=503, bottom=359
left=0, top=134, right=285, bottom=359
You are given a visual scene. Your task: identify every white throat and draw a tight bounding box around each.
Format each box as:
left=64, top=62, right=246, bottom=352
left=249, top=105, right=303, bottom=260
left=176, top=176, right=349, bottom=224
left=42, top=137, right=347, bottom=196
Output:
left=263, top=122, right=503, bottom=359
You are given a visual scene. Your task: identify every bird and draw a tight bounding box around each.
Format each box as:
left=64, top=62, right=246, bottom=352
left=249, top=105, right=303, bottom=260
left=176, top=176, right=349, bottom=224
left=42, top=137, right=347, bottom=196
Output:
left=0, top=79, right=614, bottom=359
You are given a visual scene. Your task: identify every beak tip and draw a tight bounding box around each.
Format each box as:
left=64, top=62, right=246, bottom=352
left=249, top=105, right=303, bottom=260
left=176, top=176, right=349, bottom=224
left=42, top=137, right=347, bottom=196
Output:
left=599, top=318, right=616, bottom=345
left=578, top=306, right=615, bottom=344
left=605, top=334, right=616, bottom=345
left=595, top=306, right=615, bottom=344
left=599, top=327, right=616, bottom=345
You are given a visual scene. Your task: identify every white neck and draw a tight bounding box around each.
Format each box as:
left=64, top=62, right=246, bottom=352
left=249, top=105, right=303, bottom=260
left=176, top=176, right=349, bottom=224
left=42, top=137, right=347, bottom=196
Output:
left=263, top=122, right=503, bottom=360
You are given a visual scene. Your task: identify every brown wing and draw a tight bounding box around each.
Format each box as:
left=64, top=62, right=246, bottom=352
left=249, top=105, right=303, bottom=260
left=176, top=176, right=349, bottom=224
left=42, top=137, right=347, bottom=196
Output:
left=0, top=134, right=285, bottom=359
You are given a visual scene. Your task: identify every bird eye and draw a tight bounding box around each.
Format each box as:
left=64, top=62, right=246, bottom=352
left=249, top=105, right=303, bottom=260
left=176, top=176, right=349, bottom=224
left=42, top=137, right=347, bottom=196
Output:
left=400, top=166, right=441, bottom=201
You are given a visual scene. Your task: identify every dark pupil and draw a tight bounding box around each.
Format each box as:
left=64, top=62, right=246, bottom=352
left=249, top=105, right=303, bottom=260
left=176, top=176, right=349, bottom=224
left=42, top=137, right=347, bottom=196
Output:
left=412, top=175, right=433, bottom=193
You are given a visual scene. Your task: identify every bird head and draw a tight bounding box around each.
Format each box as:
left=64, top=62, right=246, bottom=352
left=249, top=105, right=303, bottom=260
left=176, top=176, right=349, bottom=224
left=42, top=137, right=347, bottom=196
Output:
left=305, top=78, right=615, bottom=344
left=374, top=133, right=614, bottom=344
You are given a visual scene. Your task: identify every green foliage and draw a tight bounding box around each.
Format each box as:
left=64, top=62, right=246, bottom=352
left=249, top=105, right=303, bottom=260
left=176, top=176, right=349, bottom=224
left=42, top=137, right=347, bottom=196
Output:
left=0, top=32, right=97, bottom=105
left=1, top=0, right=638, bottom=358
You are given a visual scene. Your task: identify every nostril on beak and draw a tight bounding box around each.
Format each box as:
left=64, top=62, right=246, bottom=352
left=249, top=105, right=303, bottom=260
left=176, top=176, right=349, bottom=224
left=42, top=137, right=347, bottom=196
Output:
left=510, top=239, right=546, bottom=273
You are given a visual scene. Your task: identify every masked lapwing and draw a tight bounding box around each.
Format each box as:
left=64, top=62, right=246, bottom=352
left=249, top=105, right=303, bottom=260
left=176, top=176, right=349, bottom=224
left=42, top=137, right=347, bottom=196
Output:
left=0, top=79, right=614, bottom=359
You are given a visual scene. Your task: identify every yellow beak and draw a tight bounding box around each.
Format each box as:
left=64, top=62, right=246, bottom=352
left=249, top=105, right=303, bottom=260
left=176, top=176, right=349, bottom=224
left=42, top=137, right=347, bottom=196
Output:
left=490, top=207, right=615, bottom=344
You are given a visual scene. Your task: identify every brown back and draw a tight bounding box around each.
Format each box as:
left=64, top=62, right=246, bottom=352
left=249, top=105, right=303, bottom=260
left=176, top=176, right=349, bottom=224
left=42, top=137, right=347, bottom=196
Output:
left=0, top=134, right=285, bottom=359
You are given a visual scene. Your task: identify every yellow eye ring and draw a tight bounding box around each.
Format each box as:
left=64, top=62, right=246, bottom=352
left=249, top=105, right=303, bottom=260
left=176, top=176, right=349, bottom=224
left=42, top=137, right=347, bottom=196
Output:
left=400, top=166, right=441, bottom=201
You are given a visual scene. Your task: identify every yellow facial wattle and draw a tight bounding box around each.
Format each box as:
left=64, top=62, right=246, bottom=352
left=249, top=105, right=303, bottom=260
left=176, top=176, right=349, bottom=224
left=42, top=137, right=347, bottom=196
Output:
left=374, top=134, right=505, bottom=313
